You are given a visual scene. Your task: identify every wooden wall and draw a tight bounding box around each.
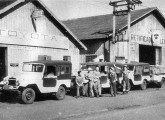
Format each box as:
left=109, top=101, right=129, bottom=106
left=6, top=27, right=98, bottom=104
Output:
left=80, top=39, right=104, bottom=63
left=111, top=14, right=165, bottom=65
left=0, top=2, right=80, bottom=76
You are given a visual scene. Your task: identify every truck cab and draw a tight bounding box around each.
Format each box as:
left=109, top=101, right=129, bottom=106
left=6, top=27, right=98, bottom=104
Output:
left=126, top=62, right=150, bottom=90
left=150, top=65, right=165, bottom=88
left=0, top=60, right=72, bottom=104
left=81, top=62, right=124, bottom=89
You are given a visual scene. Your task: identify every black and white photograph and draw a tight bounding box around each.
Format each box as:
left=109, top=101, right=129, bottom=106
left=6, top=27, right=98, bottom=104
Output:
left=0, top=0, right=165, bottom=120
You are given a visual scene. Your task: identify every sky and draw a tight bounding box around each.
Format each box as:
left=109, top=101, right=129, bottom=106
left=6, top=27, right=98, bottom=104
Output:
left=42, top=0, right=165, bottom=20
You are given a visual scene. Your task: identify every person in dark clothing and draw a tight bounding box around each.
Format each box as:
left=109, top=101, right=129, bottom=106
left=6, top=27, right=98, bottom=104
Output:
left=109, top=67, right=117, bottom=97
left=75, top=71, right=85, bottom=98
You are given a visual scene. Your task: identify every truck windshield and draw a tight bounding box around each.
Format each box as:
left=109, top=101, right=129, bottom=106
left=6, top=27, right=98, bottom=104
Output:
left=127, top=66, right=134, bottom=71
left=23, top=63, right=44, bottom=72
left=81, top=65, right=96, bottom=71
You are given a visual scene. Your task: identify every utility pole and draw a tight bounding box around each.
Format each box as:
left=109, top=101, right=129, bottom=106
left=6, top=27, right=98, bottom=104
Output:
left=109, top=0, right=142, bottom=62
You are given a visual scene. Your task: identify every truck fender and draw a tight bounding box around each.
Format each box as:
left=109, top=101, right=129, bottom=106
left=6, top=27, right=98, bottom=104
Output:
left=18, top=84, right=41, bottom=94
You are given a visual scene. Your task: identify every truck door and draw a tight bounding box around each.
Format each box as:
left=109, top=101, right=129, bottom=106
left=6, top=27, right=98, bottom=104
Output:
left=134, top=66, right=143, bottom=81
left=43, top=66, right=57, bottom=87
left=57, top=65, right=71, bottom=80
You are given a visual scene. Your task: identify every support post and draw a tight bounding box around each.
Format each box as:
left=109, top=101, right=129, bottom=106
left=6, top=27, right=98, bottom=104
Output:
left=110, top=6, right=116, bottom=62
left=127, top=6, right=131, bottom=62
left=109, top=0, right=142, bottom=63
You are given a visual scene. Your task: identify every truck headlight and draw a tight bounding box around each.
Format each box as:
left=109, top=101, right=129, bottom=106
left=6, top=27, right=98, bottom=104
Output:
left=16, top=81, right=20, bottom=86
left=3, top=80, right=8, bottom=85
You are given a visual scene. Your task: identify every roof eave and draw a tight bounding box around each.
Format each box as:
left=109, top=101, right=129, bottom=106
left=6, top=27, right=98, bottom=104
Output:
left=36, top=0, right=87, bottom=50
left=119, top=8, right=160, bottom=31
left=0, top=0, right=87, bottom=50
left=0, top=0, right=25, bottom=15
left=108, top=8, right=161, bottom=36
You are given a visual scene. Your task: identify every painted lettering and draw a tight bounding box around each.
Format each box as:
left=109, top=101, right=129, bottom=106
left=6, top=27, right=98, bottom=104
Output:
left=41, top=34, right=49, bottom=40
left=131, top=34, right=165, bottom=46
left=8, top=31, right=17, bottom=36
left=19, top=31, right=28, bottom=38
left=31, top=33, right=39, bottom=39
left=131, top=34, right=134, bottom=41
left=143, top=36, right=146, bottom=42
left=0, top=29, right=69, bottom=49
left=148, top=37, right=151, bottom=43
left=0, top=29, right=6, bottom=36
left=160, top=39, right=165, bottom=44
left=51, top=36, right=57, bottom=41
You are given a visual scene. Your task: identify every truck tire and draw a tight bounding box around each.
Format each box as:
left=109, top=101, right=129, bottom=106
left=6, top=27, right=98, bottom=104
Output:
left=157, top=78, right=164, bottom=88
left=0, top=91, right=9, bottom=101
left=21, top=88, right=36, bottom=104
left=140, top=80, right=147, bottom=90
left=56, top=86, right=66, bottom=100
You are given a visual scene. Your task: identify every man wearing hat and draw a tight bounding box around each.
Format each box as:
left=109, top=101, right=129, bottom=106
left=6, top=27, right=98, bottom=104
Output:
left=114, top=64, right=130, bottom=94
left=75, top=71, right=85, bottom=98
left=86, top=68, right=95, bottom=97
left=109, top=67, right=117, bottom=97
left=93, top=67, right=101, bottom=97
left=122, top=65, right=130, bottom=94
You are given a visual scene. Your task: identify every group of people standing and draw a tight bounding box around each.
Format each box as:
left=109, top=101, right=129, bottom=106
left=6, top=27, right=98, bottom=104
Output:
left=75, top=64, right=130, bottom=98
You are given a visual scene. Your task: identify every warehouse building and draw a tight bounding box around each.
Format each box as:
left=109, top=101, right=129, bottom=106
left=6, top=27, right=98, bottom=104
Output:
left=0, top=0, right=86, bottom=80
left=64, top=7, right=165, bottom=65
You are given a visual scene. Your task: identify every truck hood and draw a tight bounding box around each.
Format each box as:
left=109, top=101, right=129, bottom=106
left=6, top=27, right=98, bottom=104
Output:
left=14, top=72, right=43, bottom=81
left=0, top=72, right=42, bottom=86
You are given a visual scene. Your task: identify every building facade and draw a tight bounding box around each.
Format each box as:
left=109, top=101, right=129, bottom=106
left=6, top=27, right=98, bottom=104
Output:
left=0, top=0, right=86, bottom=80
left=109, top=8, right=165, bottom=65
left=64, top=7, right=165, bottom=66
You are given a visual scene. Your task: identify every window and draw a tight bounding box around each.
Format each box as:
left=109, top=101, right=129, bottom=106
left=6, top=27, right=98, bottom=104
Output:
left=128, top=66, right=134, bottom=71
left=38, top=55, right=51, bottom=60
left=144, top=66, right=149, bottom=72
left=58, top=65, right=71, bottom=75
left=63, top=56, right=71, bottom=61
left=65, top=66, right=70, bottom=74
left=135, top=66, right=143, bottom=75
left=23, top=64, right=44, bottom=72
left=86, top=55, right=97, bottom=62
left=46, top=66, right=57, bottom=76
left=61, top=66, right=65, bottom=74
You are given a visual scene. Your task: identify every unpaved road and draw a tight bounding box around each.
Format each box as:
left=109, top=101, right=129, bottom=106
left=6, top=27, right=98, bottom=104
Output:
left=0, top=87, right=165, bottom=120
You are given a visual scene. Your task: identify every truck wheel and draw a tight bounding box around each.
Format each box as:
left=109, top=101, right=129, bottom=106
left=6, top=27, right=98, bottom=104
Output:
left=0, top=91, right=9, bottom=101
left=21, top=88, right=36, bottom=104
left=157, top=78, right=164, bottom=88
left=140, top=80, right=147, bottom=90
left=56, top=86, right=66, bottom=100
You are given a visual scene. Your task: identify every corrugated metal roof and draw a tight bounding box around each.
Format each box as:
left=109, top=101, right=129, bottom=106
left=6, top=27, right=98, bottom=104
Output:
left=63, top=7, right=165, bottom=40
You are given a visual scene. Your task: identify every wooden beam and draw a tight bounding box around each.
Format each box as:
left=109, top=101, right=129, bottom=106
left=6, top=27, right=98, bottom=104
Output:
left=109, top=0, right=126, bottom=6
left=114, top=10, right=129, bottom=16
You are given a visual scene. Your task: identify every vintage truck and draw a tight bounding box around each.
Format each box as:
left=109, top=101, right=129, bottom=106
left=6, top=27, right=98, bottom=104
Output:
left=81, top=62, right=165, bottom=91
left=81, top=62, right=124, bottom=91
left=125, top=62, right=165, bottom=90
left=125, top=62, right=150, bottom=90
left=150, top=65, right=165, bottom=88
left=0, top=60, right=72, bottom=104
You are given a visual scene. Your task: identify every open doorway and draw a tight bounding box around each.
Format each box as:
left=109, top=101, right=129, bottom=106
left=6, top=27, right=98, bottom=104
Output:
left=0, top=47, right=7, bottom=81
left=139, top=45, right=156, bottom=65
